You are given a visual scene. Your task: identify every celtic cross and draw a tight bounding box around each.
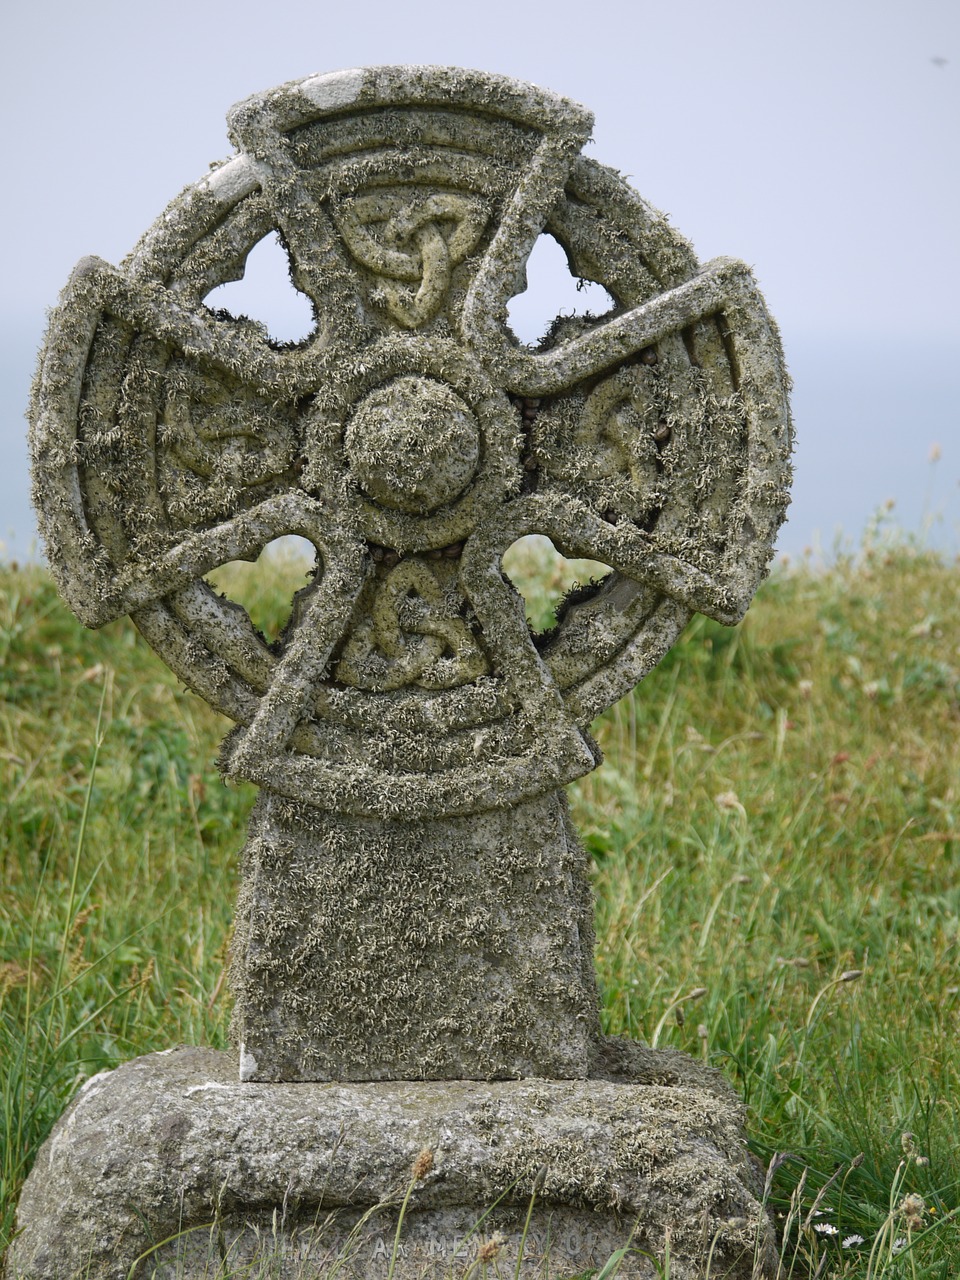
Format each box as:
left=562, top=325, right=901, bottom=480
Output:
left=31, top=67, right=792, bottom=1082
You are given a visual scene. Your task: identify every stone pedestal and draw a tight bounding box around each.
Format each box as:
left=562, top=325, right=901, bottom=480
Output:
left=231, top=790, right=601, bottom=1082
left=11, top=1048, right=776, bottom=1280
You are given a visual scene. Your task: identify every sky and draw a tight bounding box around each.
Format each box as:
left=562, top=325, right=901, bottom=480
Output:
left=1, top=0, right=957, bottom=563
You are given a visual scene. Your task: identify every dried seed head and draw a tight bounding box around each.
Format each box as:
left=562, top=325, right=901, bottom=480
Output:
left=898, top=1192, right=926, bottom=1231
left=411, top=1149, right=434, bottom=1181
left=477, top=1235, right=503, bottom=1263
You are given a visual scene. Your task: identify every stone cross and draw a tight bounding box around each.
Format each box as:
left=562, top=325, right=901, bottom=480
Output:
left=30, top=66, right=791, bottom=1085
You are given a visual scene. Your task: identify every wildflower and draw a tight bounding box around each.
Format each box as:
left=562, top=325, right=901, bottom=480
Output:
left=813, top=1222, right=838, bottom=1236
left=842, top=1234, right=866, bottom=1248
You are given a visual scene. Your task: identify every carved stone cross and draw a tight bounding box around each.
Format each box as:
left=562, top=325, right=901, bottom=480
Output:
left=31, top=66, right=791, bottom=1084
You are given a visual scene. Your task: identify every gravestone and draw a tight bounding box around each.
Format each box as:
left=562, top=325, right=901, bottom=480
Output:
left=14, top=67, right=791, bottom=1279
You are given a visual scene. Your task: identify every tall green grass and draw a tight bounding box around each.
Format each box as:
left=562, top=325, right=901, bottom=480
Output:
left=1, top=537, right=958, bottom=1277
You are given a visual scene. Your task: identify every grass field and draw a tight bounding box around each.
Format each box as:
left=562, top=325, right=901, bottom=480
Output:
left=1, top=535, right=958, bottom=1277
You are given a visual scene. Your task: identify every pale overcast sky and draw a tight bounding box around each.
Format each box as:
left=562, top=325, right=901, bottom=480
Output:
left=1, top=0, right=957, bottom=560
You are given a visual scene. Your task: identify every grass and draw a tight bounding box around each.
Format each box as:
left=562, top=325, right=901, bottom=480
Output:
left=1, top=533, right=959, bottom=1277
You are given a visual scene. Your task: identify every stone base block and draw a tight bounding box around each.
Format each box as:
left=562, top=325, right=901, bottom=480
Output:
left=11, top=1047, right=776, bottom=1280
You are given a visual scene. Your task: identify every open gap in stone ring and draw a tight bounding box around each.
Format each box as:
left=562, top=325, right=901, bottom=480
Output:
left=203, top=232, right=316, bottom=347
left=204, top=536, right=319, bottom=647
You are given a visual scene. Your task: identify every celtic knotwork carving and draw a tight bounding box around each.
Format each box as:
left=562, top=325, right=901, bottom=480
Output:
left=30, top=66, right=792, bottom=820
left=336, top=193, right=489, bottom=328
left=532, top=366, right=663, bottom=527
left=336, top=557, right=489, bottom=691
left=159, top=359, right=300, bottom=525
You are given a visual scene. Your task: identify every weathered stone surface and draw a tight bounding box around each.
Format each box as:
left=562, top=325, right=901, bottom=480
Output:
left=9, top=1048, right=776, bottom=1280
left=233, top=790, right=601, bottom=1081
